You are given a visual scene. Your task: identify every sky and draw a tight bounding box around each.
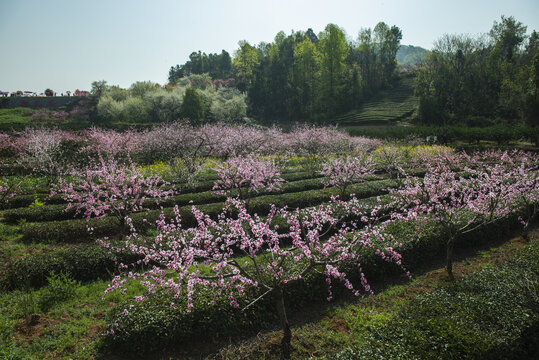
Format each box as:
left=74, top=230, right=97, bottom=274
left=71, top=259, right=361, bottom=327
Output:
left=1, top=0, right=538, bottom=94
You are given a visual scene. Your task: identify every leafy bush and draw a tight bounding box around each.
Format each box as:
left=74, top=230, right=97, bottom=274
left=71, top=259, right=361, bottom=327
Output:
left=97, top=96, right=124, bottom=123
left=143, top=89, right=184, bottom=122
left=0, top=245, right=143, bottom=290
left=332, top=238, right=539, bottom=360
left=181, top=88, right=204, bottom=125
left=122, top=97, right=149, bottom=123
left=37, top=273, right=78, bottom=311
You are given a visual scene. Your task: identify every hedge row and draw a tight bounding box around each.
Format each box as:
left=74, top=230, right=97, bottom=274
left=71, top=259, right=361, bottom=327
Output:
left=333, top=237, right=539, bottom=360
left=2, top=194, right=393, bottom=292
left=0, top=245, right=143, bottom=291
left=348, top=125, right=539, bottom=146
left=2, top=175, right=340, bottom=224
left=20, top=179, right=396, bottom=243
left=98, top=213, right=521, bottom=356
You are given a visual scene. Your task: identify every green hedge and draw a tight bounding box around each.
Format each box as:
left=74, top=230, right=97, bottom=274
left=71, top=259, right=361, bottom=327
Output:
left=98, top=213, right=521, bottom=356
left=348, top=125, right=539, bottom=146
left=0, top=245, right=143, bottom=291
left=333, top=238, right=539, bottom=360
left=21, top=179, right=395, bottom=243
left=2, top=175, right=333, bottom=223
left=0, top=193, right=65, bottom=210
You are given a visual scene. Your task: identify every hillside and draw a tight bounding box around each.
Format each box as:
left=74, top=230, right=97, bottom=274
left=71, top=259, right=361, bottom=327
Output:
left=397, top=44, right=429, bottom=65
left=334, top=76, right=418, bottom=128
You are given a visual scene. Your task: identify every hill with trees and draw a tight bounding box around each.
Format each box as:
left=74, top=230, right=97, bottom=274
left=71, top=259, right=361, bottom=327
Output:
left=397, top=45, right=429, bottom=65
left=167, top=22, right=404, bottom=124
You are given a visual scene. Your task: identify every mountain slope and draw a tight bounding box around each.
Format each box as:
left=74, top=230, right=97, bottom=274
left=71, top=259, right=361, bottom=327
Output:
left=334, top=76, right=418, bottom=128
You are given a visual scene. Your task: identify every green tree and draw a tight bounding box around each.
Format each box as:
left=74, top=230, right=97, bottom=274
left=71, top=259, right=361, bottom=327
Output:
left=129, top=81, right=159, bottom=98
left=318, top=24, right=349, bottom=117
left=233, top=40, right=260, bottom=91
left=90, top=80, right=109, bottom=99
left=181, top=87, right=204, bottom=125
left=373, top=22, right=402, bottom=87
left=490, top=15, right=527, bottom=63
left=356, top=28, right=378, bottom=94
left=293, top=37, right=320, bottom=120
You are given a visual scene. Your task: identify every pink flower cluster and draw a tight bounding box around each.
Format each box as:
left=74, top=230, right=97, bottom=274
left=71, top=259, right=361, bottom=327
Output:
left=212, top=155, right=284, bottom=201
left=80, top=127, right=142, bottom=159
left=103, top=196, right=405, bottom=311
left=387, top=150, right=539, bottom=278
left=52, top=157, right=172, bottom=226
left=320, top=154, right=376, bottom=197
left=0, top=123, right=381, bottom=164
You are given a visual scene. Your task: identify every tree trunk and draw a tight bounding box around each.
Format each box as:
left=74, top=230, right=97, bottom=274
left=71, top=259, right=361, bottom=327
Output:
left=446, top=235, right=455, bottom=280
left=274, top=287, right=292, bottom=360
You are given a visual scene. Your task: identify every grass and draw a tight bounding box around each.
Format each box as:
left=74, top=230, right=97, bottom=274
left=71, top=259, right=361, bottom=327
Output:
left=0, top=277, right=147, bottom=360
left=0, top=108, right=34, bottom=125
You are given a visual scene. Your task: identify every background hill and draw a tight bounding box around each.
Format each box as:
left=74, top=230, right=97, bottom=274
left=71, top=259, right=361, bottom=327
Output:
left=397, top=45, right=429, bottom=65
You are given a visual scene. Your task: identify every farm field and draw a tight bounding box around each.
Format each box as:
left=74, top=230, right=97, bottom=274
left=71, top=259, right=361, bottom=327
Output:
left=0, top=123, right=538, bottom=359
left=335, top=76, right=418, bottom=128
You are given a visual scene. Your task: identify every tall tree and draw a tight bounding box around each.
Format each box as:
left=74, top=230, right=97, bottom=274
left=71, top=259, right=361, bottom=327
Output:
left=181, top=88, right=204, bottom=125
left=356, top=28, right=378, bottom=94
left=490, top=15, right=527, bottom=63
left=318, top=24, right=349, bottom=117
left=292, top=37, right=320, bottom=120
left=373, top=22, right=402, bottom=87
left=233, top=41, right=260, bottom=92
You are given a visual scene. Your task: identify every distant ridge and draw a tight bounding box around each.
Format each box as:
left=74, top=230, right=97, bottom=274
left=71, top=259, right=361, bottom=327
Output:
left=397, top=45, right=429, bottom=65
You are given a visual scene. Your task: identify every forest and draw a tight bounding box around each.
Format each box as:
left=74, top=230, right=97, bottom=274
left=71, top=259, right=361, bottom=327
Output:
left=165, top=16, right=537, bottom=127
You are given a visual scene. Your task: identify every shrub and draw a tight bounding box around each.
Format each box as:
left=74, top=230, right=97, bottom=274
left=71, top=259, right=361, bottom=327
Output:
left=97, top=95, right=124, bottom=123
left=37, top=273, right=78, bottom=311
left=122, top=97, right=149, bottom=123
left=181, top=88, right=204, bottom=125
left=0, top=245, right=143, bottom=290
left=333, top=238, right=539, bottom=360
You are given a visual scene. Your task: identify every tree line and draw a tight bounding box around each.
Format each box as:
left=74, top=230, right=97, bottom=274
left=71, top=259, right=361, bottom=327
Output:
left=415, top=16, right=538, bottom=127
left=168, top=23, right=403, bottom=123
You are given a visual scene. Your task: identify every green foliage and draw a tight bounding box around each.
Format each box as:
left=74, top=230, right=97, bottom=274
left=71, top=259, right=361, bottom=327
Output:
left=0, top=245, right=143, bottom=290
left=29, top=198, right=44, bottom=208
left=232, top=40, right=260, bottom=83
left=122, top=96, right=149, bottom=123
left=129, top=81, right=159, bottom=98
left=169, top=50, right=232, bottom=83
left=37, top=273, right=78, bottom=311
left=416, top=16, right=536, bottom=125
left=144, top=87, right=184, bottom=122
left=181, top=88, right=204, bottom=125
left=319, top=24, right=350, bottom=117
left=209, top=90, right=247, bottom=122
left=97, top=95, right=123, bottom=123
left=331, top=239, right=539, bottom=360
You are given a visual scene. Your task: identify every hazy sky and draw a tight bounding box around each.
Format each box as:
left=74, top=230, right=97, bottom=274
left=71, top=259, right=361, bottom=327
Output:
left=1, top=0, right=538, bottom=94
